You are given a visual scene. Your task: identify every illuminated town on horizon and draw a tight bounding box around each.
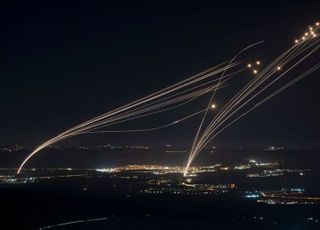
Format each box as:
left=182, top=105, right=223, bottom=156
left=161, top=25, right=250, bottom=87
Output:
left=1, top=1, right=320, bottom=229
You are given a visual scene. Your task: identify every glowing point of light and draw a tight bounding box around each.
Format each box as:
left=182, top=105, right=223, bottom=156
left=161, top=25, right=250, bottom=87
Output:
left=247, top=63, right=252, bottom=68
left=211, top=104, right=216, bottom=109
left=316, top=22, right=320, bottom=26
left=305, top=32, right=309, bottom=36
left=253, top=69, right=258, bottom=74
left=302, top=36, right=306, bottom=40
left=295, top=39, right=299, bottom=44
left=245, top=194, right=260, bottom=198
left=256, top=60, right=261, bottom=65
left=277, top=66, right=282, bottom=71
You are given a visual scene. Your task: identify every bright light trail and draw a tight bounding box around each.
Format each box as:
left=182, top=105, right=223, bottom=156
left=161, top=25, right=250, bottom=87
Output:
left=17, top=62, right=241, bottom=174
left=184, top=23, right=320, bottom=175
left=17, top=22, right=320, bottom=177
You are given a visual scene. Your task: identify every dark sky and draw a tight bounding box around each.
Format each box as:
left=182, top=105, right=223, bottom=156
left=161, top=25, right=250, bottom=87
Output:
left=1, top=0, right=320, bottom=148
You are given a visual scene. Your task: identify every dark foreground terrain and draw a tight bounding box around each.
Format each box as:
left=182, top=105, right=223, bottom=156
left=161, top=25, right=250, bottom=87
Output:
left=1, top=187, right=320, bottom=230
left=1, top=148, right=320, bottom=229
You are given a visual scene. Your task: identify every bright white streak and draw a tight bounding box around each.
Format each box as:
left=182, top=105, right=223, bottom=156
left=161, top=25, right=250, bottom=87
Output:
left=184, top=38, right=320, bottom=176
left=17, top=62, right=239, bottom=174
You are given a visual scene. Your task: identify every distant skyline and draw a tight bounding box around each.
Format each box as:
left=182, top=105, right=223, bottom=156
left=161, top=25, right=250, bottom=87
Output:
left=1, top=1, right=320, bottom=148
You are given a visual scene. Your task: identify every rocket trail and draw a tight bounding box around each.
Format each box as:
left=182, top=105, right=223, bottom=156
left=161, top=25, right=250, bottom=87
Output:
left=17, top=21, right=320, bottom=176
left=190, top=41, right=264, bottom=166
left=184, top=22, right=320, bottom=175
left=17, top=62, right=240, bottom=174
left=84, top=109, right=208, bottom=134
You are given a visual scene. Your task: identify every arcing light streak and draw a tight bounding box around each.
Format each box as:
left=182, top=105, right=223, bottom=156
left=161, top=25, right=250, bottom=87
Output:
left=184, top=25, right=320, bottom=175
left=18, top=22, right=320, bottom=176
left=39, top=217, right=109, bottom=229
left=190, top=41, right=264, bottom=165
left=84, top=109, right=208, bottom=134
left=17, top=62, right=241, bottom=174
left=190, top=62, right=320, bottom=167
left=79, top=77, right=233, bottom=133
left=195, top=62, right=320, bottom=155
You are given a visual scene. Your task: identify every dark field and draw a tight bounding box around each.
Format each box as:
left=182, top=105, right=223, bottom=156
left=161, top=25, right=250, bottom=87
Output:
left=1, top=187, right=320, bottom=229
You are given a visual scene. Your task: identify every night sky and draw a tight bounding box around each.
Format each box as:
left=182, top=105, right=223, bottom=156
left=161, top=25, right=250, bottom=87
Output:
left=1, top=0, right=320, bottom=148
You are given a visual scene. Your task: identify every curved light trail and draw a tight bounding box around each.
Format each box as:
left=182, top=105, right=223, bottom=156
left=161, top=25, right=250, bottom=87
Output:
left=17, top=22, right=320, bottom=176
left=184, top=23, right=320, bottom=175
left=17, top=62, right=240, bottom=174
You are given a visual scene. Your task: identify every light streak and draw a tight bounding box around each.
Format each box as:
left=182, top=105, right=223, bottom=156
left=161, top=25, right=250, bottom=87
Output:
left=17, top=22, right=320, bottom=177
left=39, top=217, right=109, bottom=230
left=188, top=41, right=264, bottom=176
left=184, top=27, right=320, bottom=175
left=17, top=62, right=241, bottom=174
